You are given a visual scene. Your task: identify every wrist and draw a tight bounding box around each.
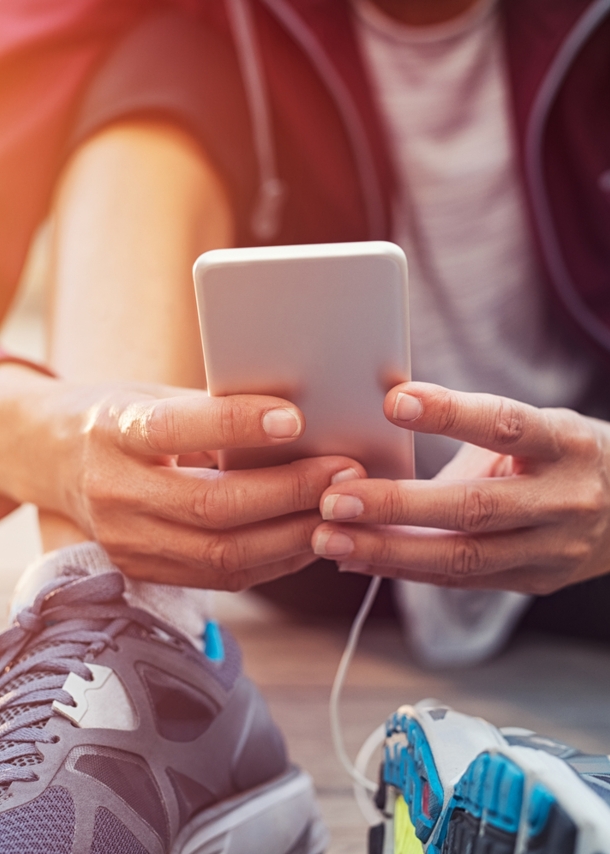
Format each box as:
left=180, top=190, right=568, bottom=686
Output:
left=0, top=368, right=76, bottom=509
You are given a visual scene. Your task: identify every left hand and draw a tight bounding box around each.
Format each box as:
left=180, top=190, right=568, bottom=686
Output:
left=311, top=382, right=610, bottom=594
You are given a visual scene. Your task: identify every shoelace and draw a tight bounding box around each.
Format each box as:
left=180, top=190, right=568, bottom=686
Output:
left=0, top=572, right=178, bottom=786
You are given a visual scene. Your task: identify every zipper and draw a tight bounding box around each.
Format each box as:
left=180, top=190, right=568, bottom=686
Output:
left=525, top=0, right=610, bottom=352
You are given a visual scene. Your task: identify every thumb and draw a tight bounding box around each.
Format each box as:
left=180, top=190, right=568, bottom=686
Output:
left=115, top=392, right=304, bottom=456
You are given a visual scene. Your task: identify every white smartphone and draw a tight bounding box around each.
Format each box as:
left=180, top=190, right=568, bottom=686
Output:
left=193, top=241, right=414, bottom=479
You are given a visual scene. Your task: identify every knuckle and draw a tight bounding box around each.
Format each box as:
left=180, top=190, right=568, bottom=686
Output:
left=205, top=534, right=242, bottom=574
left=214, top=398, right=246, bottom=447
left=288, top=464, right=315, bottom=509
left=190, top=478, right=239, bottom=529
left=436, top=390, right=461, bottom=434
left=378, top=487, right=405, bottom=524
left=491, top=399, right=525, bottom=447
left=368, top=534, right=397, bottom=567
left=561, top=538, right=594, bottom=567
left=539, top=409, right=564, bottom=459
left=458, top=486, right=500, bottom=533
left=144, top=402, right=179, bottom=452
left=572, top=483, right=607, bottom=518
left=569, top=428, right=596, bottom=457
left=575, top=429, right=601, bottom=461
left=553, top=410, right=599, bottom=458
left=446, top=536, right=487, bottom=576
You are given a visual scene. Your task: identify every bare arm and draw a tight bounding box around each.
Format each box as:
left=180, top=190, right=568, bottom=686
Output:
left=0, top=120, right=364, bottom=588
left=47, top=120, right=223, bottom=387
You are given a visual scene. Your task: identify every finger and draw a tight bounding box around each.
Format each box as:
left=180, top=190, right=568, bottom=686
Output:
left=384, top=382, right=565, bottom=461
left=128, top=456, right=366, bottom=528
left=311, top=522, right=555, bottom=580
left=337, top=561, right=549, bottom=594
left=319, top=475, right=548, bottom=533
left=435, top=444, right=514, bottom=480
left=116, top=392, right=306, bottom=456
left=115, top=551, right=315, bottom=591
left=105, top=509, right=320, bottom=582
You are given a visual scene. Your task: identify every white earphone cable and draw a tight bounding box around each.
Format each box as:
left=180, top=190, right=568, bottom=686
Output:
left=329, top=575, right=382, bottom=799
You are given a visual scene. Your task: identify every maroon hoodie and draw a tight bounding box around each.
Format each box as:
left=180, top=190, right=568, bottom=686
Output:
left=0, top=0, right=608, bottom=355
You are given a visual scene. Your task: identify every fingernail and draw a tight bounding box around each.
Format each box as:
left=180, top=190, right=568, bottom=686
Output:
left=322, top=494, right=364, bottom=521
left=331, top=467, right=361, bottom=485
left=393, top=392, right=423, bottom=422
left=313, top=531, right=354, bottom=557
left=338, top=561, right=371, bottom=574
left=262, top=408, right=302, bottom=439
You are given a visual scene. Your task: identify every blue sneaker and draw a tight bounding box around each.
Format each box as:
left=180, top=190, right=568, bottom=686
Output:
left=370, top=700, right=610, bottom=854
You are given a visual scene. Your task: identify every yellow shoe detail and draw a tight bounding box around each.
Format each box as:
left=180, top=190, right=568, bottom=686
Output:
left=394, top=795, right=424, bottom=854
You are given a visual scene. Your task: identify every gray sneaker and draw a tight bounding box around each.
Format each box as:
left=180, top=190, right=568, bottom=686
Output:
left=0, top=571, right=327, bottom=853
left=394, top=580, right=532, bottom=668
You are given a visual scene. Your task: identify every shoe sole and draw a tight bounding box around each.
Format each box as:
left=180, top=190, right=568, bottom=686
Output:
left=374, top=709, right=610, bottom=854
left=172, top=766, right=328, bottom=854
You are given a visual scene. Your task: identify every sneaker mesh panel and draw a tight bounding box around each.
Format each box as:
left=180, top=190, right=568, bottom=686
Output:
left=90, top=807, right=150, bottom=854
left=75, top=752, right=168, bottom=844
left=0, top=786, right=74, bottom=853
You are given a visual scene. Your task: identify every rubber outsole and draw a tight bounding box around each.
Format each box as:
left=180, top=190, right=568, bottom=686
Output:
left=173, top=767, right=328, bottom=854
left=432, top=751, right=575, bottom=854
left=372, top=710, right=610, bottom=854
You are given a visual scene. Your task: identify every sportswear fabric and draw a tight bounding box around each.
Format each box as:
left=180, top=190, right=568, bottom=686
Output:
left=354, top=0, right=595, bottom=478
left=1, top=0, right=610, bottom=646
left=0, top=0, right=609, bottom=363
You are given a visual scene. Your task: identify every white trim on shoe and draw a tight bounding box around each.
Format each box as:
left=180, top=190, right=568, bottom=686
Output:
left=406, top=699, right=507, bottom=793
left=172, top=767, right=328, bottom=854
left=505, top=745, right=610, bottom=854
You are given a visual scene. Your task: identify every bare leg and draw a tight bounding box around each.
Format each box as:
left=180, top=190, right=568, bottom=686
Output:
left=41, top=120, right=234, bottom=551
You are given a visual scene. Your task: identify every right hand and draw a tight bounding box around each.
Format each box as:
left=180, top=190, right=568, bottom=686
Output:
left=9, top=378, right=365, bottom=589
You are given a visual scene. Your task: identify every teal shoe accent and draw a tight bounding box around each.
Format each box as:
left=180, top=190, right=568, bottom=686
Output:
left=453, top=753, right=524, bottom=835
left=203, top=620, right=225, bottom=662
left=378, top=705, right=608, bottom=854
left=404, top=719, right=444, bottom=842
left=528, top=784, right=555, bottom=839
left=382, top=712, right=443, bottom=844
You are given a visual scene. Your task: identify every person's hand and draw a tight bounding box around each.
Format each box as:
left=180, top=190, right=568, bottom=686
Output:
left=7, top=377, right=364, bottom=589
left=311, top=382, right=610, bottom=594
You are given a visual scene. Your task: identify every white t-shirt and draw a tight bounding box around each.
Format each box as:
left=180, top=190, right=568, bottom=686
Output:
left=354, top=0, right=594, bottom=477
